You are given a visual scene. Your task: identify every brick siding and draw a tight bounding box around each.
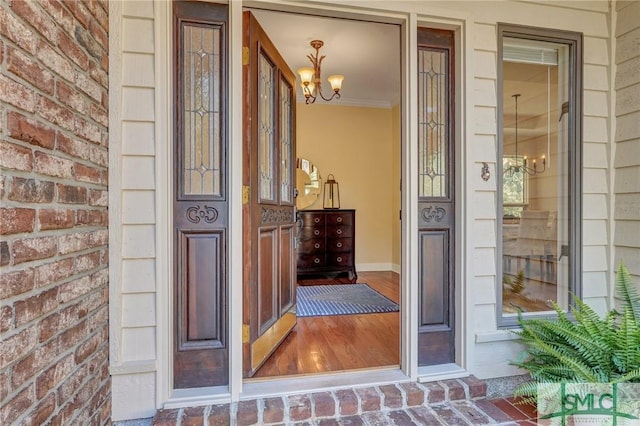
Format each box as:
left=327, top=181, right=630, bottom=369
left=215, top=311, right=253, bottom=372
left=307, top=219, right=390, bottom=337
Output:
left=0, top=1, right=109, bottom=424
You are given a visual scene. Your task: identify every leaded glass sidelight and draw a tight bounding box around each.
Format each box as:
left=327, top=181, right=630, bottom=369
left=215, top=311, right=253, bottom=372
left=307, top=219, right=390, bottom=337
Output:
left=418, top=49, right=448, bottom=198
left=258, top=52, right=276, bottom=202
left=182, top=24, right=222, bottom=196
left=280, top=77, right=293, bottom=203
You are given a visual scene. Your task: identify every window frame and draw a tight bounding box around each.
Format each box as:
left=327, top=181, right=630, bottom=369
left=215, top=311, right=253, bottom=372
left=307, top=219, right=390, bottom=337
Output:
left=496, top=23, right=583, bottom=328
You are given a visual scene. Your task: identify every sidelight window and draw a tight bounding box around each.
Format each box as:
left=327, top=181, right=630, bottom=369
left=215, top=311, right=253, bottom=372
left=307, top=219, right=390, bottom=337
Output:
left=497, top=24, right=582, bottom=326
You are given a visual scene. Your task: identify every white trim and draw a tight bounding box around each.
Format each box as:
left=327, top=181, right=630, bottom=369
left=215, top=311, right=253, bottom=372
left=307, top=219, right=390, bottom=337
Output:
left=110, top=360, right=158, bottom=376
left=229, top=0, right=244, bottom=402
left=475, top=330, right=521, bottom=343
left=459, top=11, right=475, bottom=375
left=417, top=364, right=469, bottom=382
left=242, top=369, right=410, bottom=400
left=108, top=0, right=123, bottom=369
left=607, top=0, right=618, bottom=310
left=402, top=11, right=419, bottom=381
left=155, top=0, right=173, bottom=409
left=165, top=387, right=232, bottom=410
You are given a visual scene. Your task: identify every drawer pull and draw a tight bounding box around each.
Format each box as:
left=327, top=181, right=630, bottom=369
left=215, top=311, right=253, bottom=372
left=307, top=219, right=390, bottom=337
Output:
left=314, top=230, right=320, bottom=236
left=336, top=229, right=342, bottom=235
left=314, top=217, right=320, bottom=223
left=314, top=258, right=321, bottom=264
left=336, top=256, right=343, bottom=262
left=337, top=217, right=342, bottom=223
left=336, top=242, right=342, bottom=248
left=314, top=243, right=320, bottom=249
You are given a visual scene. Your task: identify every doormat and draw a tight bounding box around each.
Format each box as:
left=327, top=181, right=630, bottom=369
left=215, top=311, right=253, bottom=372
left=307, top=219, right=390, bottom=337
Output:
left=296, top=284, right=399, bottom=317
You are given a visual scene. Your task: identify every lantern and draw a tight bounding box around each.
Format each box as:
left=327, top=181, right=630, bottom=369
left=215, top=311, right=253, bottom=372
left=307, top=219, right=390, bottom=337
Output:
left=323, top=174, right=340, bottom=209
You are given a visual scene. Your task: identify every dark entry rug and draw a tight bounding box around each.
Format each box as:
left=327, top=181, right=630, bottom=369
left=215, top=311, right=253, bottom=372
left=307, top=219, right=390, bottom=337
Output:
left=296, top=284, right=399, bottom=317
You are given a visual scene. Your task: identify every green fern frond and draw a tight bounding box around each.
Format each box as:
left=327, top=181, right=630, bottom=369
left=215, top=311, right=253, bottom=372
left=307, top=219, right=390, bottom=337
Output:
left=510, top=262, right=640, bottom=388
left=527, top=333, right=600, bottom=382
left=612, top=367, right=640, bottom=383
left=616, top=261, right=640, bottom=324
left=613, top=307, right=640, bottom=373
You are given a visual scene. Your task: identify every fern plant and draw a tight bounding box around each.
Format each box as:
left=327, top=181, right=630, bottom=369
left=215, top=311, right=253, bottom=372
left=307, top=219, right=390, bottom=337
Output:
left=511, top=262, right=640, bottom=403
left=503, top=269, right=526, bottom=295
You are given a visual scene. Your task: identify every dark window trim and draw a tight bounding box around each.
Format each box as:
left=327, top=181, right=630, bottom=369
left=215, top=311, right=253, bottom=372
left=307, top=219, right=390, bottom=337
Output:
left=496, top=23, right=583, bottom=328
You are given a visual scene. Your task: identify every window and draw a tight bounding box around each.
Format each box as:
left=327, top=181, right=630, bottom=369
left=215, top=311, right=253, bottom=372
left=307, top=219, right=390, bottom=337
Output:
left=497, top=24, right=582, bottom=326
left=503, top=156, right=528, bottom=220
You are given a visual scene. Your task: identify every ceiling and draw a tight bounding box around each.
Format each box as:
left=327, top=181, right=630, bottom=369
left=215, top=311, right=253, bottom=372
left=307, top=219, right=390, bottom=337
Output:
left=249, top=9, right=402, bottom=108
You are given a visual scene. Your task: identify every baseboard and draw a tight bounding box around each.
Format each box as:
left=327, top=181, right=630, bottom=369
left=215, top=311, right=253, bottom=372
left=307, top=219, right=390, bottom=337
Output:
left=356, top=262, right=395, bottom=272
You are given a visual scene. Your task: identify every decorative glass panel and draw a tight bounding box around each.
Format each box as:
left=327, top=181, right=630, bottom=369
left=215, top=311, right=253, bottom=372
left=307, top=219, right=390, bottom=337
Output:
left=182, top=24, right=221, bottom=196
left=258, top=52, right=275, bottom=201
left=280, top=77, right=292, bottom=203
left=418, top=49, right=448, bottom=198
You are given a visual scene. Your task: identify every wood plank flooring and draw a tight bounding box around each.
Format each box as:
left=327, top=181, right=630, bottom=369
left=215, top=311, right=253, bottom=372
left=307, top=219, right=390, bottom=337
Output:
left=253, top=271, right=400, bottom=378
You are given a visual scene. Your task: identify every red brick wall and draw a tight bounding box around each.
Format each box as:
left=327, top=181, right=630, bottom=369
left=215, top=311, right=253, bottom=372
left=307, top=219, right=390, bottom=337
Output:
left=0, top=1, right=110, bottom=424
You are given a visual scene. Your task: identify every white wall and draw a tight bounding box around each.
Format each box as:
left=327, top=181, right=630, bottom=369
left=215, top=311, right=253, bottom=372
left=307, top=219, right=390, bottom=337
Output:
left=109, top=0, right=619, bottom=420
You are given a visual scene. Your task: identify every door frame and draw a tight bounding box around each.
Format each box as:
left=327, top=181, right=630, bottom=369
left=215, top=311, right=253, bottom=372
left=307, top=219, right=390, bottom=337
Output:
left=154, top=0, right=472, bottom=406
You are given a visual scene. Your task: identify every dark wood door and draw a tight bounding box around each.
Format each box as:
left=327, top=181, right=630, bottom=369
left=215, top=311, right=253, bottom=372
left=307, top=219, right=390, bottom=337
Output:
left=173, top=1, right=229, bottom=388
left=417, top=28, right=456, bottom=366
left=242, top=11, right=297, bottom=377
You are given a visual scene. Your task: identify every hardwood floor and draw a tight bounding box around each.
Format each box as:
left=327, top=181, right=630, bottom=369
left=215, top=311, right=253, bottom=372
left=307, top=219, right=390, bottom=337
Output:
left=253, top=271, right=400, bottom=378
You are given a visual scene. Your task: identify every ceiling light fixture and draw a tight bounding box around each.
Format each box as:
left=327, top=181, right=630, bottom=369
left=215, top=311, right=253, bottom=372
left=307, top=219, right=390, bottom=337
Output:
left=297, top=40, right=344, bottom=104
left=504, top=93, right=546, bottom=177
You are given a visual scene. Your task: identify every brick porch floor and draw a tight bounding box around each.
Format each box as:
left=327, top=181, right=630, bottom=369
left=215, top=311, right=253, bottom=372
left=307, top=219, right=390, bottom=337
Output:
left=152, top=376, right=526, bottom=425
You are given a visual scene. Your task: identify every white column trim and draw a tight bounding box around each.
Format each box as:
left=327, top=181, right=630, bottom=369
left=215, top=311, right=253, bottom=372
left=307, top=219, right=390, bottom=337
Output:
left=229, top=0, right=244, bottom=402
left=155, top=0, right=173, bottom=407
left=402, top=12, right=419, bottom=381
left=108, top=0, right=123, bottom=369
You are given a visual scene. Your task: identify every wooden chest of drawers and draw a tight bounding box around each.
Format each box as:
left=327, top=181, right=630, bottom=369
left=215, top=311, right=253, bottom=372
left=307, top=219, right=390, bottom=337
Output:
left=297, top=209, right=357, bottom=282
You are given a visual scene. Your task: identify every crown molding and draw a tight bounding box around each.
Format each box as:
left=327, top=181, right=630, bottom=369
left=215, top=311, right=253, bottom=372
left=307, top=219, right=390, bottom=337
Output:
left=295, top=94, right=397, bottom=109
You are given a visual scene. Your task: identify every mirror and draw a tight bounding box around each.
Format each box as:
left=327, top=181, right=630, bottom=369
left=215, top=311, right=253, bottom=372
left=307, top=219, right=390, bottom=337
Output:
left=296, top=158, right=321, bottom=210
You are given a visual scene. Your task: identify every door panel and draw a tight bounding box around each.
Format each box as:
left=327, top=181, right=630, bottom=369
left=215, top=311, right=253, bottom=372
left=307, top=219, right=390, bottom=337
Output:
left=258, top=228, right=277, bottom=334
left=417, top=28, right=456, bottom=366
left=279, top=226, right=295, bottom=315
left=243, top=11, right=297, bottom=377
left=173, top=1, right=229, bottom=388
left=180, top=231, right=224, bottom=344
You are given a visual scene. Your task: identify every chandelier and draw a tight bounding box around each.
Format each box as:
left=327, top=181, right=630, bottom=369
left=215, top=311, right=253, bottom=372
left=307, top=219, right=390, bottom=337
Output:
left=297, top=40, right=344, bottom=104
left=504, top=93, right=546, bottom=176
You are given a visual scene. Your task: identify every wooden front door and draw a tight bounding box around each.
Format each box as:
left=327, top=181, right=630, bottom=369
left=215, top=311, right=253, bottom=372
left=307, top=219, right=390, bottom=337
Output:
left=242, top=11, right=297, bottom=377
left=417, top=28, right=456, bottom=366
left=173, top=1, right=229, bottom=388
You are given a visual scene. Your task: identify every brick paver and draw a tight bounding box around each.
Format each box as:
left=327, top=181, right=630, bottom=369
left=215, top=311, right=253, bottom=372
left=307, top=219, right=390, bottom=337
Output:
left=152, top=376, right=520, bottom=425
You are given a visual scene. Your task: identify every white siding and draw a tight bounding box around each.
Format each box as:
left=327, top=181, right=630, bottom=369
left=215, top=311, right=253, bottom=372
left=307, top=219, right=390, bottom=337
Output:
left=461, top=0, right=613, bottom=370
left=110, top=0, right=158, bottom=421
left=614, top=1, right=640, bottom=280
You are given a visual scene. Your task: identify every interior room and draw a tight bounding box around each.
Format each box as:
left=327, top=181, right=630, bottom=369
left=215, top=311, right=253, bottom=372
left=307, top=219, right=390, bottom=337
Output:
left=247, top=9, right=403, bottom=378
left=501, top=38, right=570, bottom=316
